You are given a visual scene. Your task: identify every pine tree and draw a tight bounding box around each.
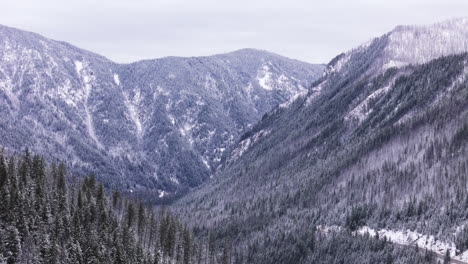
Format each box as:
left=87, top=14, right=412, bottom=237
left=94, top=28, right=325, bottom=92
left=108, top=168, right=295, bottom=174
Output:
left=137, top=202, right=146, bottom=240
left=221, top=242, right=230, bottom=264
left=127, top=202, right=136, bottom=230
left=0, top=155, right=10, bottom=224
left=165, top=216, right=176, bottom=259
left=183, top=227, right=191, bottom=264
left=208, top=232, right=216, bottom=264
left=444, top=249, right=451, bottom=264
left=0, top=153, right=7, bottom=189
left=3, top=226, right=21, bottom=264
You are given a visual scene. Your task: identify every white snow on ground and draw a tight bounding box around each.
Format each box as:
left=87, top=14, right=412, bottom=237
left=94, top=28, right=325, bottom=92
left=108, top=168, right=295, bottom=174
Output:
left=279, top=89, right=307, bottom=108
left=74, top=60, right=83, bottom=73
left=329, top=53, right=351, bottom=74
left=316, top=225, right=342, bottom=234
left=317, top=225, right=468, bottom=262
left=305, top=80, right=327, bottom=105
left=56, top=79, right=76, bottom=106
left=357, top=226, right=455, bottom=256
left=357, top=226, right=468, bottom=262
left=0, top=75, right=18, bottom=108
left=257, top=63, right=274, bottom=90
left=113, top=74, right=120, bottom=86
left=158, top=190, right=167, bottom=198
left=278, top=74, right=289, bottom=84
left=108, top=144, right=136, bottom=160
left=382, top=60, right=408, bottom=71
left=123, top=90, right=143, bottom=139
left=345, top=85, right=391, bottom=123
left=75, top=60, right=104, bottom=149
left=457, top=251, right=468, bottom=262
left=168, top=114, right=176, bottom=125
left=201, top=157, right=210, bottom=169
left=169, top=176, right=179, bottom=184
left=213, top=147, right=226, bottom=163
left=179, top=122, right=195, bottom=138
left=230, top=129, right=271, bottom=161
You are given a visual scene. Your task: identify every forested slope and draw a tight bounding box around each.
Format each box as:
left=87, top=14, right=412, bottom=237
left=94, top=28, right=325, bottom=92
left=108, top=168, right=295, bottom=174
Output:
left=0, top=24, right=324, bottom=196
left=176, top=19, right=468, bottom=263
left=0, top=150, right=230, bottom=264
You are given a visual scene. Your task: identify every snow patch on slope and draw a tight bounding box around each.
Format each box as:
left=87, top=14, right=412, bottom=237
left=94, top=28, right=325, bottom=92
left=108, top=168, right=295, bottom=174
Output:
left=279, top=90, right=307, bottom=108
left=230, top=129, right=271, bottom=161
left=0, top=75, right=18, bottom=108
left=201, top=157, right=210, bottom=169
left=345, top=85, right=391, bottom=123
left=329, top=54, right=351, bottom=74
left=319, top=225, right=468, bottom=262
left=179, top=122, right=195, bottom=138
left=74, top=60, right=83, bottom=73
left=75, top=60, right=104, bottom=149
left=113, top=74, right=120, bottom=86
left=357, top=226, right=468, bottom=262
left=158, top=190, right=167, bottom=198
left=305, top=80, right=327, bottom=105
left=123, top=90, right=143, bottom=139
left=257, top=63, right=274, bottom=90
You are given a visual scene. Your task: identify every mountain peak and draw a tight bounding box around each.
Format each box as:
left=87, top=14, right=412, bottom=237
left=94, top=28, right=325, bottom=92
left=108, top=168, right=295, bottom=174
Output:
left=384, top=18, right=468, bottom=69
left=0, top=24, right=324, bottom=195
left=325, top=18, right=468, bottom=79
left=393, top=17, right=468, bottom=32
left=229, top=48, right=268, bottom=53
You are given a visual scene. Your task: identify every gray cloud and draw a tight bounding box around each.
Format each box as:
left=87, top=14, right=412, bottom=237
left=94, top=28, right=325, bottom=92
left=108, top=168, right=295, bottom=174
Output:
left=1, top=0, right=468, bottom=63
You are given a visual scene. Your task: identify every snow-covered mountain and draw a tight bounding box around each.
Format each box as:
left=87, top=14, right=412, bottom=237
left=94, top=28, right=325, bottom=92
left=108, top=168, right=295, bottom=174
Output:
left=222, top=18, right=468, bottom=165
left=327, top=17, right=468, bottom=77
left=176, top=18, right=468, bottom=263
left=0, top=24, right=324, bottom=195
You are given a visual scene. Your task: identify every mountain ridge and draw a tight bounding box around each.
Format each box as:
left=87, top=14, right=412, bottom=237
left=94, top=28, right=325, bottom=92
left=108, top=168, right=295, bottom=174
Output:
left=0, top=23, right=324, bottom=197
left=176, top=19, right=468, bottom=263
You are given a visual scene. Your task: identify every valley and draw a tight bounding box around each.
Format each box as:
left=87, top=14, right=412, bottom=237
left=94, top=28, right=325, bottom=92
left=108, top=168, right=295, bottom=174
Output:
left=0, top=25, right=324, bottom=197
left=2, top=16, right=468, bottom=264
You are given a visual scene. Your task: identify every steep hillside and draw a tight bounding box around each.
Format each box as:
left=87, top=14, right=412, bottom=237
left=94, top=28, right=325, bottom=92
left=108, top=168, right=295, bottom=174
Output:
left=0, top=25, right=324, bottom=196
left=176, top=18, right=468, bottom=263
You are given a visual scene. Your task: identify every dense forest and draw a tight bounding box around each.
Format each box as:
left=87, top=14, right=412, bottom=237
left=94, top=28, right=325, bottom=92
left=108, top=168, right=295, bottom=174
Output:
left=0, top=151, right=443, bottom=264
left=176, top=49, right=468, bottom=262
left=0, top=147, right=447, bottom=264
left=0, top=150, right=231, bottom=264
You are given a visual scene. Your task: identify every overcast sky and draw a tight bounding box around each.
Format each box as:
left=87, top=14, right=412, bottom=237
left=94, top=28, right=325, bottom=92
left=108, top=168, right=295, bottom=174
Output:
left=1, top=0, right=468, bottom=64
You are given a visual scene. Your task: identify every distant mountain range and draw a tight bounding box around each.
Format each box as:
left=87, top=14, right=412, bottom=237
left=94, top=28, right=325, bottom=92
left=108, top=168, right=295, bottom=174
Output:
left=0, top=24, right=324, bottom=196
left=176, top=18, right=468, bottom=263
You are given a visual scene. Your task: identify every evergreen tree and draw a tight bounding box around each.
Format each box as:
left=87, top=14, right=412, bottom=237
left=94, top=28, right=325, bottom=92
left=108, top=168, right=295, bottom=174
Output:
left=3, top=226, right=21, bottom=264
left=127, top=203, right=135, bottom=230
left=444, top=249, right=451, bottom=264
left=0, top=153, right=7, bottom=189
left=137, top=202, right=146, bottom=240
left=182, top=227, right=191, bottom=264
left=208, top=232, right=216, bottom=264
